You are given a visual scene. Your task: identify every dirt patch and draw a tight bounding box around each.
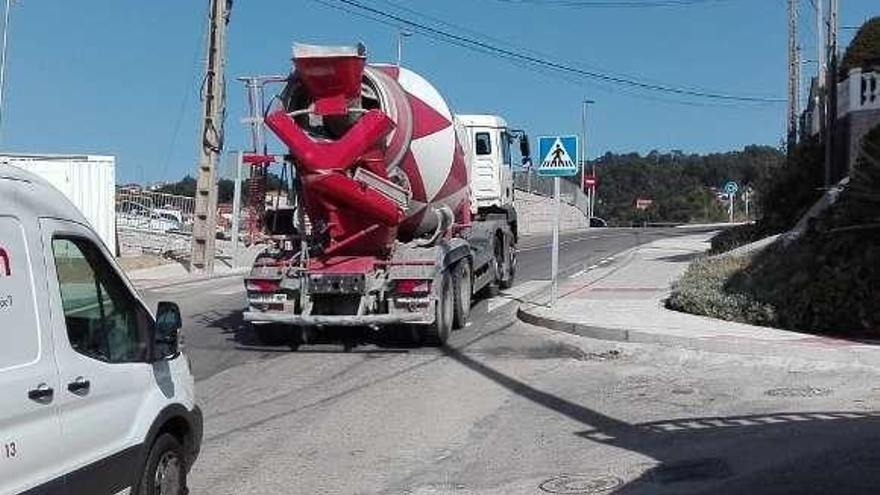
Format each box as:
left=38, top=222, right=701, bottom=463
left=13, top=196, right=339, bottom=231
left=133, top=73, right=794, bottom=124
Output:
left=117, top=254, right=174, bottom=272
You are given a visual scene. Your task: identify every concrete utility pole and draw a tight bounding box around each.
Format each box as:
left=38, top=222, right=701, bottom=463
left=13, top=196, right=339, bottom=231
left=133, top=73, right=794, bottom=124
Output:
left=787, top=0, right=800, bottom=151
left=824, top=0, right=839, bottom=186
left=190, top=0, right=231, bottom=274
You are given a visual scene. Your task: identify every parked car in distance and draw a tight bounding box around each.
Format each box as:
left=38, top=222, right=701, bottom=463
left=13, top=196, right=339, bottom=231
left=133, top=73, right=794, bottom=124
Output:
left=0, top=164, right=202, bottom=495
left=590, top=217, right=608, bottom=228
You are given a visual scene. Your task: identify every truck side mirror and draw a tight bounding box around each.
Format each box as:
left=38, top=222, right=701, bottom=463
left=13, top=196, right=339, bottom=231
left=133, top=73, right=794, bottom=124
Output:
left=155, top=301, right=182, bottom=359
left=519, top=135, right=531, bottom=163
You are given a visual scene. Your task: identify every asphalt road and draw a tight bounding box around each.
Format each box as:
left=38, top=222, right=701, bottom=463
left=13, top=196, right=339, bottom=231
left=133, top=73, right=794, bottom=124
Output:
left=140, top=227, right=880, bottom=494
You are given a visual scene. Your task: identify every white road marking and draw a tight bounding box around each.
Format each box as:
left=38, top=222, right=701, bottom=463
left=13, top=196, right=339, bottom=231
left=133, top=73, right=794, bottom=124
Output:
left=568, top=268, right=589, bottom=279
left=487, top=280, right=549, bottom=312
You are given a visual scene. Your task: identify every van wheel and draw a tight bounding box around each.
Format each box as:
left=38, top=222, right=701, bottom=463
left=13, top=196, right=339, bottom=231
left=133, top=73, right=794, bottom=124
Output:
left=138, top=433, right=187, bottom=495
left=452, top=260, right=471, bottom=330
left=423, top=271, right=453, bottom=346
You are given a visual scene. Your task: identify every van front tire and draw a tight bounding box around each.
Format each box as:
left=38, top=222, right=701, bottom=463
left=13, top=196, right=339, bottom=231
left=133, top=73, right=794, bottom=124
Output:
left=138, top=433, right=188, bottom=495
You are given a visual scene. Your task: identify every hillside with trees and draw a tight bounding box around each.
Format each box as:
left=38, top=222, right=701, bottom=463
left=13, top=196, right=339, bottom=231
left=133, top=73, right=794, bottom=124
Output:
left=584, top=146, right=785, bottom=225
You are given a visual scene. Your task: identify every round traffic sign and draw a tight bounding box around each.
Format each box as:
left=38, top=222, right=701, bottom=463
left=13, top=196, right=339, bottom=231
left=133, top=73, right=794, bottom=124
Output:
left=724, top=181, right=739, bottom=195
left=584, top=175, right=598, bottom=188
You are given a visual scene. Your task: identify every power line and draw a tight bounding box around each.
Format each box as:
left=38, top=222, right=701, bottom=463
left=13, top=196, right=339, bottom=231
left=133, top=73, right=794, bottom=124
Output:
left=493, top=0, right=738, bottom=7
left=374, top=0, right=779, bottom=107
left=312, top=0, right=785, bottom=104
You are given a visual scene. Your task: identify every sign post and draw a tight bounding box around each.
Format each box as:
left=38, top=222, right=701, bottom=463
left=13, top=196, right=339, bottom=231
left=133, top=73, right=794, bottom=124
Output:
left=538, top=136, right=579, bottom=306
left=724, top=181, right=739, bottom=224
left=583, top=174, right=598, bottom=221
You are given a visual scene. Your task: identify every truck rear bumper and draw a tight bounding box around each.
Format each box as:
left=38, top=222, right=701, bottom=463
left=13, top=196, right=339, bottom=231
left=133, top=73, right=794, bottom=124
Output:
left=243, top=311, right=429, bottom=326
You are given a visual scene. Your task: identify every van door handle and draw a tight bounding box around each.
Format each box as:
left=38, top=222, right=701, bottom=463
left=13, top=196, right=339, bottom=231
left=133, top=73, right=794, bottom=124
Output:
left=28, top=384, right=54, bottom=403
left=67, top=378, right=91, bottom=396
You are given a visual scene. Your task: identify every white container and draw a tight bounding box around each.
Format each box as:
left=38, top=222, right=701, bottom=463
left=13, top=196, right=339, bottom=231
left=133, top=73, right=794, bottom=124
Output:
left=0, top=154, right=116, bottom=252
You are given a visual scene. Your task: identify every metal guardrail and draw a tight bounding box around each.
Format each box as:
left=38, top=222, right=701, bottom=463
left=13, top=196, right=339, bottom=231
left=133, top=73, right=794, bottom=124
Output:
left=116, top=190, right=199, bottom=258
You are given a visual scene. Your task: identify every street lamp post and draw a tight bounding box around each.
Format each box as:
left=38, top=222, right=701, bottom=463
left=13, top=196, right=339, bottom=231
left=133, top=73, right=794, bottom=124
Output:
left=581, top=99, right=595, bottom=219
left=396, top=30, right=412, bottom=67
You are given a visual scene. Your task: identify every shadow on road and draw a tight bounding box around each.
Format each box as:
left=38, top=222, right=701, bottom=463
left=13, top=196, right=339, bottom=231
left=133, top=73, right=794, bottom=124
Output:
left=444, top=346, right=880, bottom=494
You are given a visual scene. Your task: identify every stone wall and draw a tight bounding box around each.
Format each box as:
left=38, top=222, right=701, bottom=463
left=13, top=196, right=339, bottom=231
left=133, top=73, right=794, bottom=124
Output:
left=514, top=190, right=589, bottom=235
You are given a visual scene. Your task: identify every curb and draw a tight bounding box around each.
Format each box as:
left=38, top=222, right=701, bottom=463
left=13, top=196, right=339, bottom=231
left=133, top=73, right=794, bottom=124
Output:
left=516, top=304, right=880, bottom=369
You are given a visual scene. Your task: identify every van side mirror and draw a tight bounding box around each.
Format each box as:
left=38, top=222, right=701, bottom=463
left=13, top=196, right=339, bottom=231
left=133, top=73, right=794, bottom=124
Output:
left=519, top=135, right=531, bottom=165
left=155, top=301, right=182, bottom=359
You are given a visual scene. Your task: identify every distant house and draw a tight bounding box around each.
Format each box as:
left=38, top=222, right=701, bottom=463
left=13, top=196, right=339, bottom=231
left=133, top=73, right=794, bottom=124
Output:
left=832, top=67, right=880, bottom=181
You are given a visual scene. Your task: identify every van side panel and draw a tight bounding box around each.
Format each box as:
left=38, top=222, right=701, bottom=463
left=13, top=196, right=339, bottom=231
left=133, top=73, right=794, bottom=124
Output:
left=0, top=215, right=66, bottom=494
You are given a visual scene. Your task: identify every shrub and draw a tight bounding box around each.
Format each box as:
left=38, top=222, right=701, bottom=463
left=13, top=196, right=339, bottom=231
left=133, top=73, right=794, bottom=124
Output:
left=666, top=256, right=777, bottom=326
left=709, top=223, right=763, bottom=255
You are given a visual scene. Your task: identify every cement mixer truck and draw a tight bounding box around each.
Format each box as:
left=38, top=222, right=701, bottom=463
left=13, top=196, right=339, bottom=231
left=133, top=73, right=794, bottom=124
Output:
left=242, top=43, right=529, bottom=348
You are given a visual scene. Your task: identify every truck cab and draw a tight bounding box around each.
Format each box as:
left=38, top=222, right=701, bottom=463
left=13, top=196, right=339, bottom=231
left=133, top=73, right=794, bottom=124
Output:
left=457, top=114, right=524, bottom=212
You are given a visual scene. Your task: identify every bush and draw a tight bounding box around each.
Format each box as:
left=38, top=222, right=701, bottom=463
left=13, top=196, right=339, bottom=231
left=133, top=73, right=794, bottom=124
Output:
left=709, top=223, right=763, bottom=255
left=755, top=136, right=825, bottom=235
left=666, top=256, right=777, bottom=326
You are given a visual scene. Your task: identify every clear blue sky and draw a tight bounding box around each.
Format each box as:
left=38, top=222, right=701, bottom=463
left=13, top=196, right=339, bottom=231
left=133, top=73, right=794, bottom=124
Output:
left=1, top=0, right=875, bottom=183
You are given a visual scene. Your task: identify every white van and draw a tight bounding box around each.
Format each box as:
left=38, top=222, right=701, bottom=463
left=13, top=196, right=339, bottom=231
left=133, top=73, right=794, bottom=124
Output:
left=0, top=164, right=201, bottom=495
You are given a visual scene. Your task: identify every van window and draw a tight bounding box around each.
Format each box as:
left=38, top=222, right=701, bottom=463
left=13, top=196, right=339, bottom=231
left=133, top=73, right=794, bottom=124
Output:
left=0, top=217, right=40, bottom=370
left=501, top=131, right=512, bottom=166
left=52, top=237, right=151, bottom=363
left=475, top=132, right=492, bottom=156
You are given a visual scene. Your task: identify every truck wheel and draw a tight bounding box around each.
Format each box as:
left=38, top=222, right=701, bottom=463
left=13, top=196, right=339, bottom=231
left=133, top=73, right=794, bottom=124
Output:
left=423, top=271, right=453, bottom=346
left=452, top=260, right=472, bottom=329
left=500, top=235, right=516, bottom=290
left=137, top=433, right=187, bottom=495
left=253, top=323, right=289, bottom=346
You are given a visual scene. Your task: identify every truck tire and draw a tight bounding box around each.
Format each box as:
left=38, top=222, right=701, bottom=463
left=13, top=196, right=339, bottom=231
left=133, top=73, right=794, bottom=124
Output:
left=253, top=323, right=290, bottom=346
left=452, top=260, right=471, bottom=329
left=423, top=271, right=453, bottom=346
left=500, top=234, right=516, bottom=290
left=137, top=433, right=187, bottom=495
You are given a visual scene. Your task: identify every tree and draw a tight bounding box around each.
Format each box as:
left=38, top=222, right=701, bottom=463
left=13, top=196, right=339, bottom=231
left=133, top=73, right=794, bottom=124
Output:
left=840, top=17, right=880, bottom=78
left=585, top=146, right=784, bottom=226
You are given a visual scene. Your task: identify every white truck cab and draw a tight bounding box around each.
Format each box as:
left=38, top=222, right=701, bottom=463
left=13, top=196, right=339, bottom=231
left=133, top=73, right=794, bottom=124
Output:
left=0, top=164, right=201, bottom=495
left=457, top=114, right=530, bottom=212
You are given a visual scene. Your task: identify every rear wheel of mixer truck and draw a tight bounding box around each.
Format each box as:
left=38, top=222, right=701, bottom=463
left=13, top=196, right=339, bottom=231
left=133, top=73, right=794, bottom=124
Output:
left=422, top=270, right=454, bottom=346
left=252, top=323, right=290, bottom=346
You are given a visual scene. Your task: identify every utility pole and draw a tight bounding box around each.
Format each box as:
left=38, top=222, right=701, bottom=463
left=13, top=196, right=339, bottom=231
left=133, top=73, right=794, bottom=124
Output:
left=787, top=0, right=800, bottom=151
left=0, top=0, right=13, bottom=144
left=824, top=0, right=839, bottom=186
left=190, top=0, right=231, bottom=274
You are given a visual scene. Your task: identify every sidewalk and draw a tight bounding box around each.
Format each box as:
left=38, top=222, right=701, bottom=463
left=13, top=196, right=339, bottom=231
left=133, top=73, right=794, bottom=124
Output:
left=517, top=232, right=880, bottom=368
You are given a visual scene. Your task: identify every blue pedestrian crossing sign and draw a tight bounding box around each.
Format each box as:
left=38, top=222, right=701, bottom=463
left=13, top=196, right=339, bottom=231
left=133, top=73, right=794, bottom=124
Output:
left=537, top=136, right=579, bottom=177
